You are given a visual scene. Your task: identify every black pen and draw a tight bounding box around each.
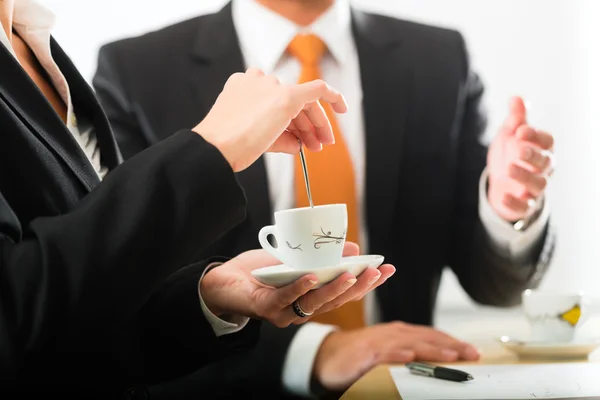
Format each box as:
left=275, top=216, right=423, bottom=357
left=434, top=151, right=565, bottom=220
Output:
left=406, top=362, right=473, bottom=382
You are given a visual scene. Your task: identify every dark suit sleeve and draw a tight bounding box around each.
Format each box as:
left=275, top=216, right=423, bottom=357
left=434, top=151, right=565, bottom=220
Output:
left=448, top=33, right=555, bottom=307
left=0, top=130, right=249, bottom=380
left=138, top=258, right=261, bottom=383
left=145, top=323, right=300, bottom=400
left=92, top=44, right=150, bottom=160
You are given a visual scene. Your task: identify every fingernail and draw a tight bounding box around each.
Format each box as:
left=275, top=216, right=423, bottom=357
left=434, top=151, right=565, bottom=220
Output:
left=306, top=279, right=318, bottom=288
left=368, top=272, right=381, bottom=286
left=465, top=346, right=481, bottom=359
left=343, top=278, right=357, bottom=289
left=523, top=147, right=532, bottom=160
left=442, top=349, right=459, bottom=359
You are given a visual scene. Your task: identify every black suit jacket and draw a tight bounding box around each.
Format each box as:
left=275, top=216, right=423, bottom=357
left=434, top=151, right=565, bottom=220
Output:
left=93, top=4, right=555, bottom=398
left=0, top=36, right=260, bottom=398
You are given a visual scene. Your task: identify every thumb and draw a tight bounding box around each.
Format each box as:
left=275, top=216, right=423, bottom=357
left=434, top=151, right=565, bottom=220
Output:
left=502, top=96, right=528, bottom=135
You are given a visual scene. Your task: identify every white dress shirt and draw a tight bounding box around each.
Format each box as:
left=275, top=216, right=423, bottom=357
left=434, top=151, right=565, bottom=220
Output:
left=232, top=0, right=550, bottom=396
left=0, top=0, right=246, bottom=337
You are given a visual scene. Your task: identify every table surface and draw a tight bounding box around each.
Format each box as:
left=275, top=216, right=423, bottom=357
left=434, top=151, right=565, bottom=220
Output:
left=340, top=338, right=600, bottom=400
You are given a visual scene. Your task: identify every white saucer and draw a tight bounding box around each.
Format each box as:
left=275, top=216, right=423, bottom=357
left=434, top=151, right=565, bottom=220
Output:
left=498, top=335, right=600, bottom=359
left=251, top=255, right=384, bottom=289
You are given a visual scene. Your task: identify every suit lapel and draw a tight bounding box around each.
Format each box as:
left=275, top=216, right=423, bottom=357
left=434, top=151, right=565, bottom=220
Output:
left=352, top=11, right=412, bottom=242
left=51, top=39, right=123, bottom=171
left=0, top=44, right=100, bottom=192
left=189, top=2, right=272, bottom=230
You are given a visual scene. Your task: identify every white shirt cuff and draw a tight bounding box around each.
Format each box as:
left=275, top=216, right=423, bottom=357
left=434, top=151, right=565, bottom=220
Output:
left=479, top=168, right=550, bottom=258
left=282, top=323, right=338, bottom=397
left=198, top=262, right=249, bottom=337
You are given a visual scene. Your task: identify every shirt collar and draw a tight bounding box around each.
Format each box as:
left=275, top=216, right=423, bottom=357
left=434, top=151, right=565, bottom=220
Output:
left=0, top=0, right=55, bottom=53
left=0, top=0, right=15, bottom=51
left=13, top=0, right=55, bottom=30
left=232, top=0, right=353, bottom=74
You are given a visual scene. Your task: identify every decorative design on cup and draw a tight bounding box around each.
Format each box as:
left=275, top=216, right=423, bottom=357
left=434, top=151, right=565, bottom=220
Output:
left=559, top=304, right=581, bottom=326
left=528, top=303, right=582, bottom=327
left=313, top=228, right=346, bottom=249
left=286, top=241, right=302, bottom=251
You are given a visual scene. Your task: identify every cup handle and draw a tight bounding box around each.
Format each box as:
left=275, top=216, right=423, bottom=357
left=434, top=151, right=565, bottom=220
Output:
left=258, top=225, right=283, bottom=261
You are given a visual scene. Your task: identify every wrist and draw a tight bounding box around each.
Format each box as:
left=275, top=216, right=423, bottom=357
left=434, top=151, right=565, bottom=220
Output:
left=199, top=267, right=226, bottom=317
left=282, top=323, right=339, bottom=396
left=312, top=330, right=338, bottom=388
left=192, top=122, right=238, bottom=172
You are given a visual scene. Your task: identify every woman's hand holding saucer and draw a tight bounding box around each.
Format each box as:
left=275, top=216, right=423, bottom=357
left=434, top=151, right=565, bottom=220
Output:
left=200, top=242, right=395, bottom=328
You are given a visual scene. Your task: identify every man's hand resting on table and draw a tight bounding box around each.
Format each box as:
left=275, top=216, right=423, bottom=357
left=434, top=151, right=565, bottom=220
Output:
left=313, top=322, right=481, bottom=391
left=200, top=242, right=396, bottom=328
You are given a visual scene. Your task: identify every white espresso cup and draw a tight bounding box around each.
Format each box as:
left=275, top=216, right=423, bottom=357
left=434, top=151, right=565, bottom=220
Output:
left=522, top=289, right=588, bottom=342
left=258, top=204, right=348, bottom=270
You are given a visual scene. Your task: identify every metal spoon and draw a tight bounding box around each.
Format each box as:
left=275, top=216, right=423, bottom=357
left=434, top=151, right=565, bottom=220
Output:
left=297, top=138, right=314, bottom=208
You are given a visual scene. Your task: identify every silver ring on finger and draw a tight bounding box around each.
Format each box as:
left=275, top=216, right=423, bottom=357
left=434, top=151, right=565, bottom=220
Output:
left=292, top=299, right=313, bottom=318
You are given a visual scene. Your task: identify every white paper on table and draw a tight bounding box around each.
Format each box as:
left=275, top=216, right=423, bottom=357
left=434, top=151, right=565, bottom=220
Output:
left=390, top=363, right=600, bottom=399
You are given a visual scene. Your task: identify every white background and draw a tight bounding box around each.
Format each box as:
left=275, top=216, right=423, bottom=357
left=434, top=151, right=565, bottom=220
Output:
left=40, top=0, right=600, bottom=317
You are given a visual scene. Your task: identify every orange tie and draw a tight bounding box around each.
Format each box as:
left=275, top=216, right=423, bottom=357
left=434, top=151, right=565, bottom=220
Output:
left=288, top=34, right=365, bottom=330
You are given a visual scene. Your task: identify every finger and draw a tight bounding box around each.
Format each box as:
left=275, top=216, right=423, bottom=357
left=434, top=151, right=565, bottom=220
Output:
left=292, top=110, right=324, bottom=152
left=412, top=342, right=460, bottom=362
left=342, top=241, right=360, bottom=257
left=274, top=274, right=319, bottom=309
left=460, top=344, right=481, bottom=361
left=353, top=265, right=396, bottom=302
left=296, top=272, right=357, bottom=316
left=268, top=129, right=302, bottom=154
left=502, top=96, right=527, bottom=134
left=355, top=345, right=414, bottom=380
left=353, top=265, right=397, bottom=302
left=376, top=346, right=415, bottom=365
left=355, top=264, right=396, bottom=299
left=286, top=121, right=299, bottom=134
left=245, top=67, right=265, bottom=77
left=518, top=144, right=551, bottom=173
left=293, top=80, right=348, bottom=114
left=303, top=101, right=335, bottom=146
left=348, top=267, right=382, bottom=296
left=516, top=126, right=554, bottom=150
left=508, top=164, right=548, bottom=197
left=501, top=193, right=530, bottom=215
left=543, top=150, right=556, bottom=176
left=320, top=264, right=395, bottom=311
left=418, top=330, right=481, bottom=361
left=315, top=268, right=382, bottom=314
